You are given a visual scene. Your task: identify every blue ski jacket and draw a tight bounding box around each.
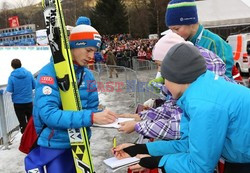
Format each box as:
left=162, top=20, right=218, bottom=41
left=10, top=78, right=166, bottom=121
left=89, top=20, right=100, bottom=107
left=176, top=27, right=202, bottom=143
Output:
left=190, top=24, right=234, bottom=79
left=6, top=67, right=35, bottom=103
left=33, top=62, right=99, bottom=149
left=146, top=71, right=250, bottom=173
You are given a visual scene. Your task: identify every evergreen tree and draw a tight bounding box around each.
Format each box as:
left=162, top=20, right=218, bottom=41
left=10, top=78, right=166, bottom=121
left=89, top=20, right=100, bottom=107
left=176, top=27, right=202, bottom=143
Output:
left=91, top=0, right=128, bottom=35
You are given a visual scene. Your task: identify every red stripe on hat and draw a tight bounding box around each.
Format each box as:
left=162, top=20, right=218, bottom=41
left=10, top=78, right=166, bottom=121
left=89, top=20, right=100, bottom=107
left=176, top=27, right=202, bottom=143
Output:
left=70, top=32, right=98, bottom=41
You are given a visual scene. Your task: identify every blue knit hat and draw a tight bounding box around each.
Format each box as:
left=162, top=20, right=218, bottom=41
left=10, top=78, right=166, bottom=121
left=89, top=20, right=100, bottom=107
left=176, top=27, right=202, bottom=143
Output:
left=165, top=0, right=198, bottom=26
left=69, top=24, right=101, bottom=49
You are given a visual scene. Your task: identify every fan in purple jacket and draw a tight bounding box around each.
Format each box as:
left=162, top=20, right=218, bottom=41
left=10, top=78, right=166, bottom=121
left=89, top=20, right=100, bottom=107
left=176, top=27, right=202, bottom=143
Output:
left=118, top=30, right=235, bottom=141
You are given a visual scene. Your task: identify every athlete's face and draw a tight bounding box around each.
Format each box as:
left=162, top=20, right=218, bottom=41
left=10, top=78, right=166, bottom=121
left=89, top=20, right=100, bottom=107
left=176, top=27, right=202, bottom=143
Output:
left=169, top=25, right=193, bottom=40
left=71, top=47, right=96, bottom=66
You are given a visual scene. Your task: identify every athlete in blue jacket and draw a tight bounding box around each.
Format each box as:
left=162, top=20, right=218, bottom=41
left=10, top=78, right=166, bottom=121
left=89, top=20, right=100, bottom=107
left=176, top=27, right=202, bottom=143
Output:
left=113, top=43, right=250, bottom=173
left=25, top=23, right=117, bottom=173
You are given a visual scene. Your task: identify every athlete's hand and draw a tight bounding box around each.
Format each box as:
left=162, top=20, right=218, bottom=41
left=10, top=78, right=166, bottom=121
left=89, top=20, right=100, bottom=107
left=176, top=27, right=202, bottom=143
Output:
left=93, top=109, right=117, bottom=125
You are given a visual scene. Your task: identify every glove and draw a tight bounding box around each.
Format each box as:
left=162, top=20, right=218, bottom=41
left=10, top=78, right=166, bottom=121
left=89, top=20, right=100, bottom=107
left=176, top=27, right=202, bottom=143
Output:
left=139, top=156, right=162, bottom=169
left=0, top=89, right=4, bottom=95
left=123, top=144, right=148, bottom=157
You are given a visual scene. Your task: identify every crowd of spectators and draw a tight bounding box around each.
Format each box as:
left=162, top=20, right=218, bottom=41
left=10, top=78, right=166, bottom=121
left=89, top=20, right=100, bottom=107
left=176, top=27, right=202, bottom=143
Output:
left=92, top=34, right=158, bottom=69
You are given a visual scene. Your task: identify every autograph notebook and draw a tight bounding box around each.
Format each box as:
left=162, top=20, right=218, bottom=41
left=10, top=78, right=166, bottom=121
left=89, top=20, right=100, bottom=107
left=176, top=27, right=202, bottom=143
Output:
left=103, top=157, right=139, bottom=172
left=93, top=118, right=134, bottom=128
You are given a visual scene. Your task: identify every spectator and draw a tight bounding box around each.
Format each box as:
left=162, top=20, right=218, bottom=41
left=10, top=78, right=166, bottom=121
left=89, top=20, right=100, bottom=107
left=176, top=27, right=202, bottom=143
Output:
left=137, top=48, right=147, bottom=60
left=94, top=51, right=104, bottom=73
left=113, top=43, right=250, bottom=173
left=146, top=47, right=152, bottom=61
left=165, top=0, right=234, bottom=78
left=106, top=50, right=118, bottom=78
left=232, top=65, right=244, bottom=84
left=118, top=31, right=235, bottom=140
left=3, top=59, right=35, bottom=134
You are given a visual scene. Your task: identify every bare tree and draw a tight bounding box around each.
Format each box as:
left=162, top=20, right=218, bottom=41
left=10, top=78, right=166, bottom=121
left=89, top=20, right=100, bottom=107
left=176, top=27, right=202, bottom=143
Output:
left=1, top=2, right=10, bottom=28
left=127, top=0, right=150, bottom=37
left=62, top=0, right=87, bottom=26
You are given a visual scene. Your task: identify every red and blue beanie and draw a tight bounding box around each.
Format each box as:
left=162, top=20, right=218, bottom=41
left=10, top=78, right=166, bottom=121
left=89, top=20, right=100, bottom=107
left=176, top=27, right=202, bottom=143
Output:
left=69, top=24, right=101, bottom=49
left=165, top=0, right=198, bottom=26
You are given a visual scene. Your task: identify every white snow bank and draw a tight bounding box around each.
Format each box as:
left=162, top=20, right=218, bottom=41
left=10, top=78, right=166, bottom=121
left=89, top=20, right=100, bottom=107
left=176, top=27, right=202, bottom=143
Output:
left=0, top=46, right=51, bottom=86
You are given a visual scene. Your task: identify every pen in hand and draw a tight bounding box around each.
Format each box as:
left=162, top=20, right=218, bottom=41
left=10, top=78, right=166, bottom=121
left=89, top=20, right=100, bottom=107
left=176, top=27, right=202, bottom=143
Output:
left=113, top=136, right=117, bottom=154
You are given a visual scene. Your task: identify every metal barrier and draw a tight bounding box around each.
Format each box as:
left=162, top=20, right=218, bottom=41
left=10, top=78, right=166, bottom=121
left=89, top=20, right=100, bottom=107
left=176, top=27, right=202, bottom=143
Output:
left=132, top=56, right=158, bottom=72
left=103, top=55, right=157, bottom=71
left=91, top=64, right=139, bottom=107
left=0, top=94, right=8, bottom=148
left=136, top=85, right=162, bottom=105
left=91, top=63, right=161, bottom=107
left=0, top=89, right=19, bottom=147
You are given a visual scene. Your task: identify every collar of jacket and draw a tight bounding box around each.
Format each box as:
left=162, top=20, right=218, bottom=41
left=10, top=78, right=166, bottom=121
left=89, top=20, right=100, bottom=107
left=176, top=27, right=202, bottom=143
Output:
left=73, top=63, right=85, bottom=75
left=190, top=24, right=204, bottom=44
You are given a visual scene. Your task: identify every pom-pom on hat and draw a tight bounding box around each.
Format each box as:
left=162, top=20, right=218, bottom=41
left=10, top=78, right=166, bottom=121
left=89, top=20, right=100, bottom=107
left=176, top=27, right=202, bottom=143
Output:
left=165, top=0, right=198, bottom=26
left=161, top=43, right=206, bottom=84
left=69, top=24, right=101, bottom=49
left=76, top=16, right=91, bottom=26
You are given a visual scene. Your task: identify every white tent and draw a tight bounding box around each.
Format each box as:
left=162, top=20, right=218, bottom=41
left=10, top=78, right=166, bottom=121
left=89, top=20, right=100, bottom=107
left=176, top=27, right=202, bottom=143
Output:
left=196, top=0, right=250, bottom=28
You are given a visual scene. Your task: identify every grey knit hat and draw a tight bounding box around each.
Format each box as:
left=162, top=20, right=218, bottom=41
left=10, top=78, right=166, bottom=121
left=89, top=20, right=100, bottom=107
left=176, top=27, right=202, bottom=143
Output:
left=161, top=43, right=207, bottom=84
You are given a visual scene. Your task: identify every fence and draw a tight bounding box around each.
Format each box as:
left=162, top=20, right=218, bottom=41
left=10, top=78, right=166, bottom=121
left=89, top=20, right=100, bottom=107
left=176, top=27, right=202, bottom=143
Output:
left=91, top=64, right=138, bottom=107
left=91, top=60, right=161, bottom=107
left=0, top=89, right=19, bottom=147
left=115, top=55, right=158, bottom=72
left=132, top=57, right=158, bottom=72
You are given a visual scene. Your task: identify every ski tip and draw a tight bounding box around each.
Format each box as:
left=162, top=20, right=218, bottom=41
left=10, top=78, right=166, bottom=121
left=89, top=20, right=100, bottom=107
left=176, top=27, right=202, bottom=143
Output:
left=42, top=0, right=55, bottom=8
left=42, top=0, right=45, bottom=8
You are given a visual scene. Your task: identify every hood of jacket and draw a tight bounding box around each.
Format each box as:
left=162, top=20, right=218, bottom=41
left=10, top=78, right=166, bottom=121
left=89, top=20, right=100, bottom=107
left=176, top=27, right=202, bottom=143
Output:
left=11, top=67, right=28, bottom=79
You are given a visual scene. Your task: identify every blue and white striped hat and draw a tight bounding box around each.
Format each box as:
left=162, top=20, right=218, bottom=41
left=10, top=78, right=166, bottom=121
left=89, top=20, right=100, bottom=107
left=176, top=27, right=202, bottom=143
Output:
left=69, top=24, right=101, bottom=49
left=165, top=0, right=198, bottom=26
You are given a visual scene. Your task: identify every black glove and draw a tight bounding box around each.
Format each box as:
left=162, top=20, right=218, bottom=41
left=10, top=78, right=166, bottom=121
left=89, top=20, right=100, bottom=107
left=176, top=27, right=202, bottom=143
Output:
left=139, top=156, right=162, bottom=169
left=123, top=144, right=149, bottom=157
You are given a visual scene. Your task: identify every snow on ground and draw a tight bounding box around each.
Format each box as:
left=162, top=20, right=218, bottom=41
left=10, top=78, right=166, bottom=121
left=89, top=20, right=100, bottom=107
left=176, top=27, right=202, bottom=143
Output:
left=0, top=132, right=26, bottom=173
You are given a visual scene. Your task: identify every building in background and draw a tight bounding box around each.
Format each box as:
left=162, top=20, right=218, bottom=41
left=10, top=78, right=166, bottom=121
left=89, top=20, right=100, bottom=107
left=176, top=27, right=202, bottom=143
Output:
left=0, top=24, right=36, bottom=46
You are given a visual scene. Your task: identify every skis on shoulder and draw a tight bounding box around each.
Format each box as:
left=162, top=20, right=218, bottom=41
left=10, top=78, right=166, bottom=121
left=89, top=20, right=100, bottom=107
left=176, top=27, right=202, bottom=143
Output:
left=42, top=0, right=95, bottom=172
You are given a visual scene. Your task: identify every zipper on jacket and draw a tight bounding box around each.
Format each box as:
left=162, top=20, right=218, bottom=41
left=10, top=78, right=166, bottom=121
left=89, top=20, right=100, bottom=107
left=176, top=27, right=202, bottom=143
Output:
left=48, top=129, right=54, bottom=147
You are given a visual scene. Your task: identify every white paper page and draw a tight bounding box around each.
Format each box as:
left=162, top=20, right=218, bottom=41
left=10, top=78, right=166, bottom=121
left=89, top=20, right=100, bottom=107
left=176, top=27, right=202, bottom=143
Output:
left=93, top=118, right=134, bottom=128
left=103, top=157, right=139, bottom=169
